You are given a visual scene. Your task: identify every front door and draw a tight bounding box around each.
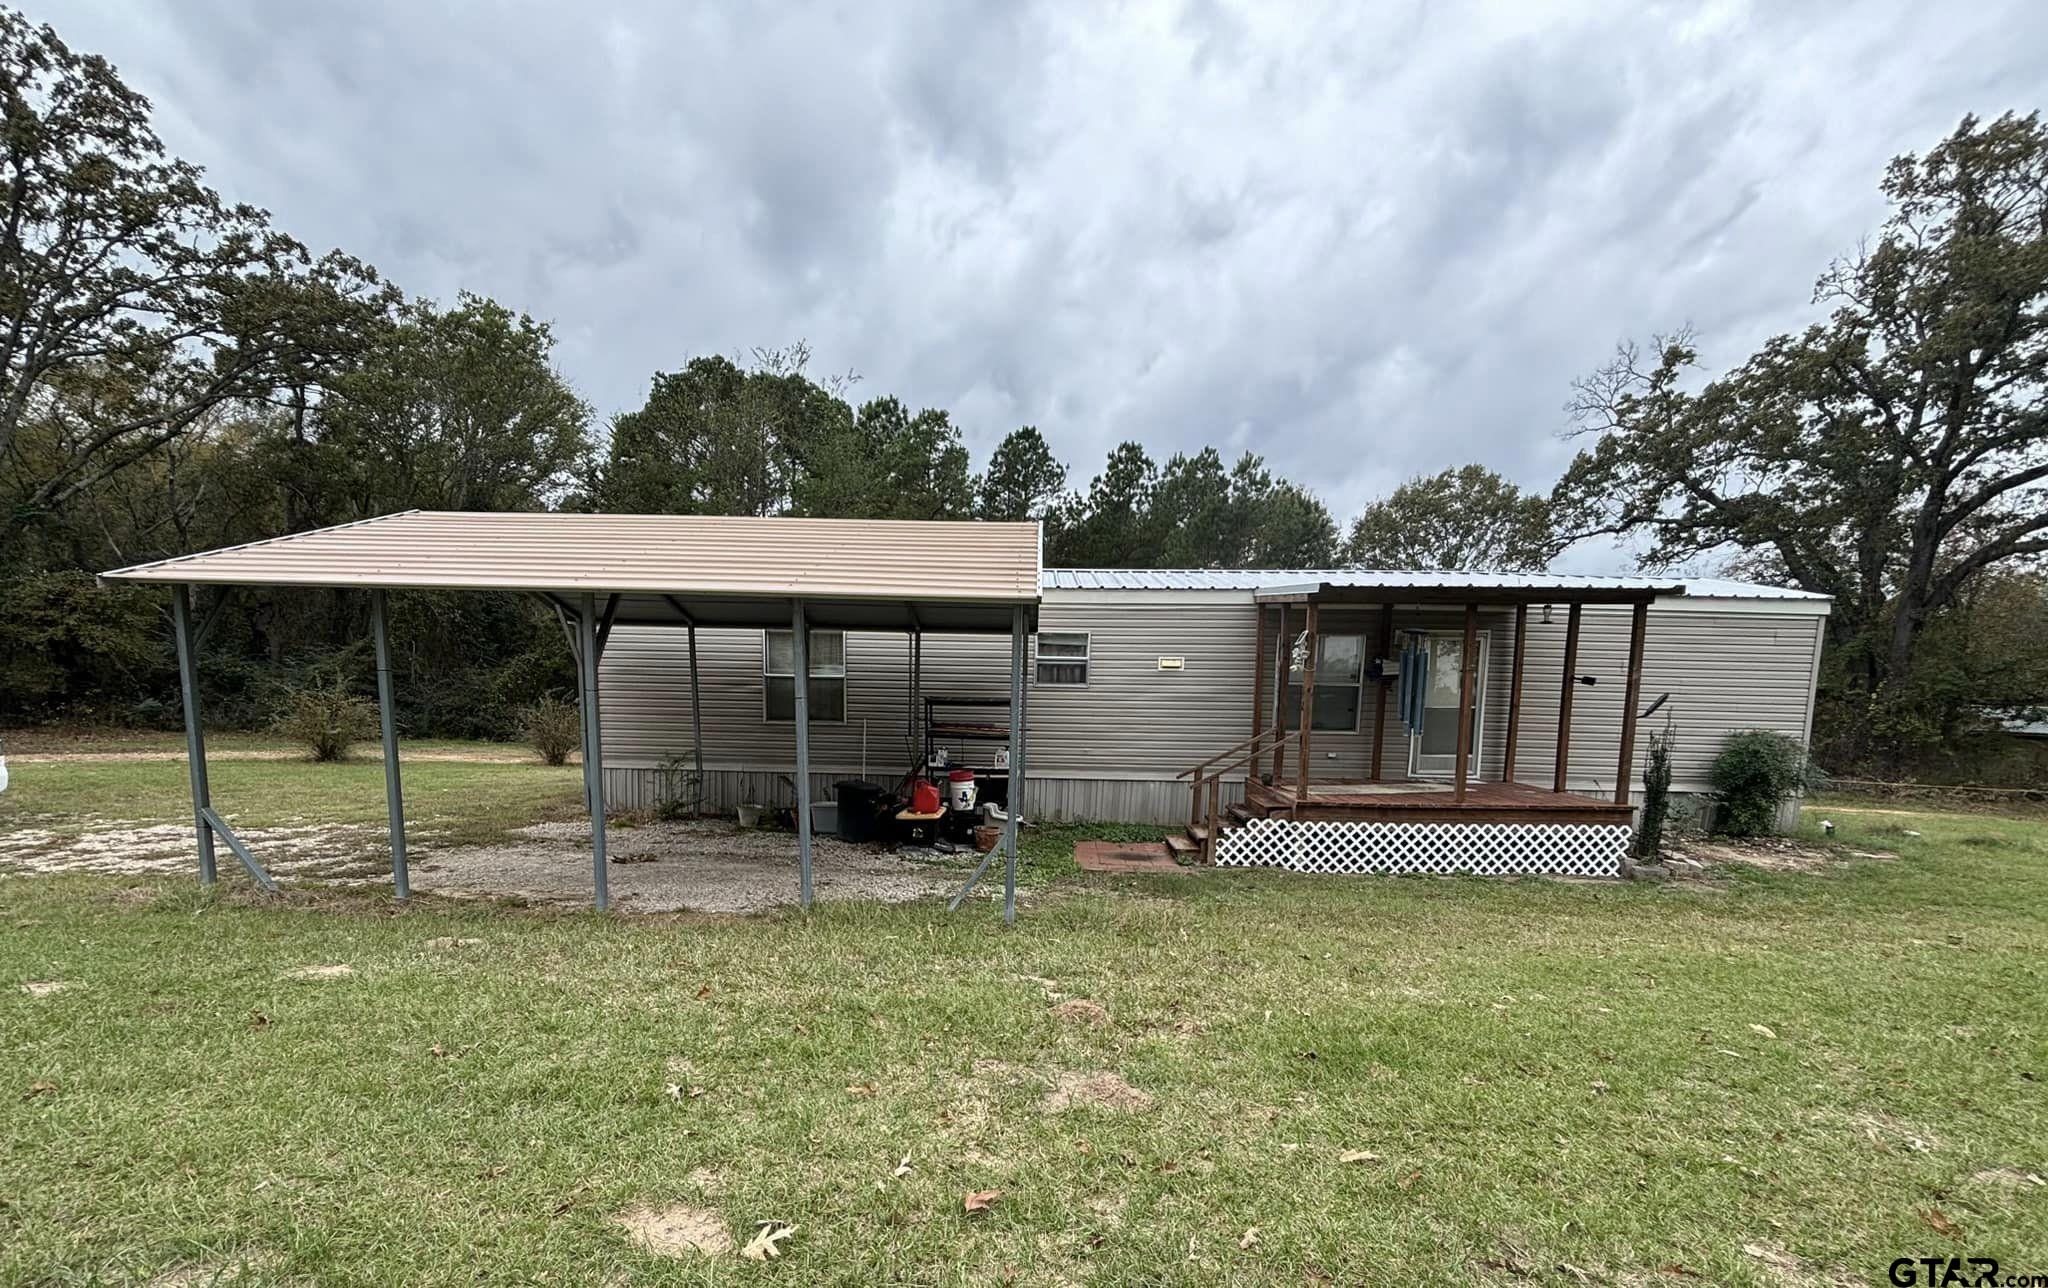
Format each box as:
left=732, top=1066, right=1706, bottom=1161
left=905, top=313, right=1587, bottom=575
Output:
left=1408, top=631, right=1488, bottom=779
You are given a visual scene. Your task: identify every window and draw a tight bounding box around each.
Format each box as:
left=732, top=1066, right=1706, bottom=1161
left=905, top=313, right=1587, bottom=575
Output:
left=1283, top=633, right=1364, bottom=732
left=1035, top=631, right=1090, bottom=686
left=763, top=629, right=846, bottom=722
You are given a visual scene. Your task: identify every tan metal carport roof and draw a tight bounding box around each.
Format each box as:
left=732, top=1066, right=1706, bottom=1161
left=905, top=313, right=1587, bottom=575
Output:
left=100, top=510, right=1042, bottom=632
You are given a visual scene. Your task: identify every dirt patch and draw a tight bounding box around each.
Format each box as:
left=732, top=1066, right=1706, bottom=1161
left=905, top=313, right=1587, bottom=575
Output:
left=280, top=964, right=355, bottom=981
left=148, top=1253, right=284, bottom=1286
left=1042, top=1071, right=1154, bottom=1114
left=1663, top=836, right=1893, bottom=875
left=12, top=747, right=548, bottom=765
left=613, top=1202, right=734, bottom=1258
left=0, top=819, right=382, bottom=880
left=1050, top=998, right=1111, bottom=1028
left=18, top=980, right=73, bottom=997
left=1968, top=1166, right=2045, bottom=1188
left=414, top=818, right=968, bottom=914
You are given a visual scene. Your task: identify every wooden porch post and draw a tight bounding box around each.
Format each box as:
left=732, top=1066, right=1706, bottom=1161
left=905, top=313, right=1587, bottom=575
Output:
left=1369, top=603, right=1393, bottom=782
left=1269, top=602, right=1290, bottom=784
left=1553, top=602, right=1582, bottom=793
left=1502, top=604, right=1527, bottom=784
left=1614, top=600, right=1650, bottom=805
left=1294, top=601, right=1319, bottom=807
left=1251, top=603, right=1269, bottom=742
left=1453, top=603, right=1477, bottom=803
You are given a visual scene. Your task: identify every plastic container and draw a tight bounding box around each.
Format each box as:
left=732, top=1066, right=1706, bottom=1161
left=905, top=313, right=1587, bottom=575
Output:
left=910, top=778, right=942, bottom=814
left=947, top=768, right=978, bottom=812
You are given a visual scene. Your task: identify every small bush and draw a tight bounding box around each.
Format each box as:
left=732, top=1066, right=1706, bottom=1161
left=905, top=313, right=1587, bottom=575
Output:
left=655, top=752, right=701, bottom=820
left=272, top=681, right=379, bottom=762
left=1632, top=725, right=1675, bottom=861
left=1709, top=730, right=1814, bottom=836
left=519, top=694, right=581, bottom=766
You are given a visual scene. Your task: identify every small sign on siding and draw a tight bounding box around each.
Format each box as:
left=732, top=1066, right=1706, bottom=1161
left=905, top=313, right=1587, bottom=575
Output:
left=1157, top=656, right=1186, bottom=671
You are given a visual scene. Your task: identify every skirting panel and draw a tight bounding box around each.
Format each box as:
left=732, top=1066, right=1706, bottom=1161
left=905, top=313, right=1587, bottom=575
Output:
left=1213, top=818, right=1632, bottom=878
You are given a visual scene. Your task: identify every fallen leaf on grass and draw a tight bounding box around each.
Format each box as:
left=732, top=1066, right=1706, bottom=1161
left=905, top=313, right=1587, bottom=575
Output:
left=963, top=1189, right=1002, bottom=1215
left=1920, top=1207, right=1962, bottom=1239
left=846, top=1082, right=877, bottom=1096
left=1397, top=1170, right=1421, bottom=1190
left=249, top=1010, right=270, bottom=1029
left=22, top=1079, right=57, bottom=1100
left=1238, top=1226, right=1260, bottom=1250
left=740, top=1221, right=796, bottom=1261
left=694, top=985, right=714, bottom=1001
left=1338, top=1150, right=1381, bottom=1164
left=1589, top=1080, right=1611, bottom=1094
left=893, top=1154, right=912, bottom=1178
left=1748, top=1023, right=1778, bottom=1040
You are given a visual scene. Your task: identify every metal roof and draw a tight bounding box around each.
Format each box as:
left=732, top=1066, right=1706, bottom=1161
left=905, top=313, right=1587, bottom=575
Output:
left=1042, top=568, right=1829, bottom=601
left=101, top=511, right=1043, bottom=633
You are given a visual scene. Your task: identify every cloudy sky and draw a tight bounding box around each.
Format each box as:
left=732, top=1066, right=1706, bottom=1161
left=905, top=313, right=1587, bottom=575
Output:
left=35, top=0, right=2048, bottom=565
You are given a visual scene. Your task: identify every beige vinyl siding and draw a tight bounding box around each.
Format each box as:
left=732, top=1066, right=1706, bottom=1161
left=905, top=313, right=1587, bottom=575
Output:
left=1506, top=604, right=1826, bottom=795
left=597, top=591, right=1825, bottom=821
left=597, top=600, right=1254, bottom=780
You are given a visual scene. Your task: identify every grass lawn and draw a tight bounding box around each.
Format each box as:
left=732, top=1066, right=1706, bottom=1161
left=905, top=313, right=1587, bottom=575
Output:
left=2, top=772, right=2045, bottom=1284
left=1, top=739, right=587, bottom=849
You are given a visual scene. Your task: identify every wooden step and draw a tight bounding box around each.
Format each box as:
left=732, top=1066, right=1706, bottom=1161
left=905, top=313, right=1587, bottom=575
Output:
left=1164, top=833, right=1199, bottom=859
left=1226, top=804, right=1254, bottom=824
left=1186, top=823, right=1213, bottom=843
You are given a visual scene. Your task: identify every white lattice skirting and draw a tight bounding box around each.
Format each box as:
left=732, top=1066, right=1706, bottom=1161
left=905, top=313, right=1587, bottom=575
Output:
left=1213, top=818, right=1632, bottom=878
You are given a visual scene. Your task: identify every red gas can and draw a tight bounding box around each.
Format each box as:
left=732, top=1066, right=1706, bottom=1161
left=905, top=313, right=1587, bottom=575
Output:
left=910, top=778, right=942, bottom=813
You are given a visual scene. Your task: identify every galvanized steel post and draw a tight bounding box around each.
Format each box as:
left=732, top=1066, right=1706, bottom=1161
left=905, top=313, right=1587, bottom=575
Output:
left=1005, top=605, right=1027, bottom=925
left=791, top=599, right=814, bottom=909
left=370, top=589, right=410, bottom=899
left=170, top=585, right=217, bottom=885
left=577, top=594, right=610, bottom=911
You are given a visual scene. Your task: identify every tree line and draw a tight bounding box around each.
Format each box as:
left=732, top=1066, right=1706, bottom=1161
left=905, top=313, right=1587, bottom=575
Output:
left=1, top=9, right=2042, bottom=777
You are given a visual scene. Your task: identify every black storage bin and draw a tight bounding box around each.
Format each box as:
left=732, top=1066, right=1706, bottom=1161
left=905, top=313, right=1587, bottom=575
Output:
left=834, top=780, right=886, bottom=842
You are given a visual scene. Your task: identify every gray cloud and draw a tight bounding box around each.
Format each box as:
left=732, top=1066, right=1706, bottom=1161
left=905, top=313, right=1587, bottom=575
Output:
left=32, top=0, right=2048, bottom=567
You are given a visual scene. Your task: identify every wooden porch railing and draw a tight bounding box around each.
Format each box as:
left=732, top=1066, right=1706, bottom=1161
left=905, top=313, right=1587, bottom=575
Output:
left=1176, top=722, right=1296, bottom=862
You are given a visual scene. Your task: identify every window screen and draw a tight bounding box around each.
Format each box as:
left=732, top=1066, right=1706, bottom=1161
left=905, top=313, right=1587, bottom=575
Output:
left=1284, top=633, right=1364, bottom=732
left=1035, top=632, right=1089, bottom=686
left=763, top=629, right=846, bottom=721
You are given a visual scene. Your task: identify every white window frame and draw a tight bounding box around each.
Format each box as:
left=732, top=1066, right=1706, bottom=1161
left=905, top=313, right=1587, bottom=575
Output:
left=762, top=628, right=847, bottom=724
left=1285, top=632, right=1366, bottom=734
left=1034, top=631, right=1091, bottom=687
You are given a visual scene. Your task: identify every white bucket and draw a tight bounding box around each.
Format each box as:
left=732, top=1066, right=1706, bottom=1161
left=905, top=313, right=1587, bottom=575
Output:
left=736, top=803, right=763, bottom=827
left=948, top=776, right=978, bottom=813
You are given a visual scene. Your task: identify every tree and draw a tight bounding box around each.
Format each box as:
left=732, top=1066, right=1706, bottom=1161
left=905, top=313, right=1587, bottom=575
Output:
left=320, top=294, right=592, bottom=514
left=0, top=12, right=389, bottom=539
left=795, top=396, right=973, bottom=519
left=1346, top=465, right=1556, bottom=571
left=598, top=344, right=851, bottom=516
left=1046, top=441, right=1156, bottom=565
left=1556, top=113, right=2048, bottom=726
left=976, top=425, right=1066, bottom=521
left=1247, top=480, right=1340, bottom=567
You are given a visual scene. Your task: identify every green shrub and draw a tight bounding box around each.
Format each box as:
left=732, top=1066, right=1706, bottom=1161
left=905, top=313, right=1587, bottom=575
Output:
left=518, top=693, right=581, bottom=766
left=1708, top=730, right=1814, bottom=836
left=1632, top=725, right=1675, bottom=861
left=272, top=681, right=379, bottom=762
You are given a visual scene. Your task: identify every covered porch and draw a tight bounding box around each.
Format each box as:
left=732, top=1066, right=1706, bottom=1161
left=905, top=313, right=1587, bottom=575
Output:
left=1179, top=574, right=1680, bottom=874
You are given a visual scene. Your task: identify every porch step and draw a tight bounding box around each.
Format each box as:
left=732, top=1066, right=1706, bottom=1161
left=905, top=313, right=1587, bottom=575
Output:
left=1226, top=804, right=1255, bottom=824
left=1186, top=823, right=1213, bottom=844
left=1164, top=833, right=1200, bottom=860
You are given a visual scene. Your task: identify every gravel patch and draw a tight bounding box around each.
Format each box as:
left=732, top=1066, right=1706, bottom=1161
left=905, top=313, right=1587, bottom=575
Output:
left=0, top=819, right=381, bottom=879
left=413, top=818, right=967, bottom=914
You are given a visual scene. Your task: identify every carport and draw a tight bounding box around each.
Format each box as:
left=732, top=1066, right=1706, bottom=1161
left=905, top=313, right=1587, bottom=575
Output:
left=99, top=511, right=1043, bottom=921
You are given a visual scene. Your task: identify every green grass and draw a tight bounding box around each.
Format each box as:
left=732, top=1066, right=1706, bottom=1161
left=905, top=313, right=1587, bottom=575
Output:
left=2, top=775, right=2045, bottom=1283
left=0, top=741, right=585, bottom=848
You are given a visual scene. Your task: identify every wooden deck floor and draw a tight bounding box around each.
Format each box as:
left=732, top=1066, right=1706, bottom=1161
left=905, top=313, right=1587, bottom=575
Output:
left=1242, top=778, right=1634, bottom=825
